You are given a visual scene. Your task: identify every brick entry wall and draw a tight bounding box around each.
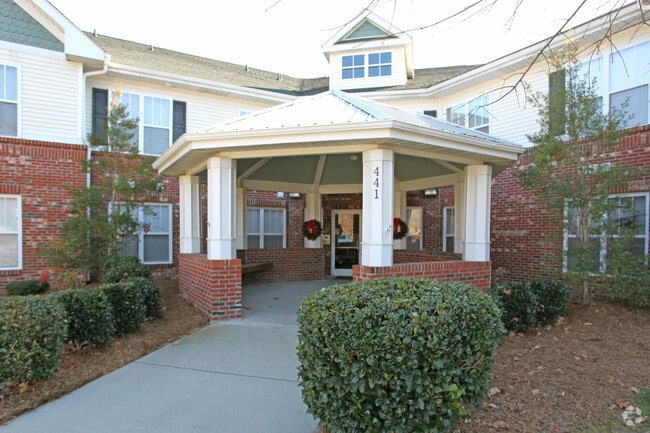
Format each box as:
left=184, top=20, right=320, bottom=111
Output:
left=178, top=254, right=242, bottom=321
left=353, top=261, right=492, bottom=290
left=237, top=248, right=328, bottom=284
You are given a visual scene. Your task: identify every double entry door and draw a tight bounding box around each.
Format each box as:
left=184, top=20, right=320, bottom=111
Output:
left=331, top=210, right=361, bottom=277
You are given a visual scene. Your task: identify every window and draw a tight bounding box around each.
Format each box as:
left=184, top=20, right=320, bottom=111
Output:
left=0, top=195, right=21, bottom=269
left=143, top=96, right=170, bottom=155
left=368, top=52, right=392, bottom=77
left=406, top=207, right=423, bottom=250
left=443, top=207, right=455, bottom=253
left=565, top=194, right=648, bottom=273
left=342, top=51, right=392, bottom=80
left=445, top=95, right=490, bottom=133
left=112, top=203, right=172, bottom=264
left=342, top=54, right=365, bottom=79
left=0, top=64, right=18, bottom=137
left=423, top=110, right=437, bottom=118
left=247, top=208, right=285, bottom=248
left=570, top=41, right=650, bottom=129
left=609, top=41, right=650, bottom=127
left=92, top=90, right=186, bottom=156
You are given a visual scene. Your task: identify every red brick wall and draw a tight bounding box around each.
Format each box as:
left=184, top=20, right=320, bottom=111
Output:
left=0, top=139, right=86, bottom=286
left=490, top=126, right=650, bottom=284
left=0, top=138, right=181, bottom=290
left=178, top=254, right=242, bottom=320
left=237, top=248, right=328, bottom=284
left=353, top=261, right=492, bottom=290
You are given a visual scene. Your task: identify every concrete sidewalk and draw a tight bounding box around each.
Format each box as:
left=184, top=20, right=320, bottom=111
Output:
left=0, top=279, right=338, bottom=433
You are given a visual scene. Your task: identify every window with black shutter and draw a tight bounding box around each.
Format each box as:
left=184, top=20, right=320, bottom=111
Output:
left=92, top=88, right=108, bottom=139
left=172, top=100, right=186, bottom=142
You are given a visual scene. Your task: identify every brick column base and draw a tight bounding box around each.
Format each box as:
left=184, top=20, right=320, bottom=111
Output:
left=353, top=260, right=491, bottom=290
left=178, top=254, right=242, bottom=321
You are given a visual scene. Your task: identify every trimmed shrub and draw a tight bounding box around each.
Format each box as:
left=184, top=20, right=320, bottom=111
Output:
left=0, top=296, right=67, bottom=382
left=51, top=289, right=115, bottom=347
left=100, top=282, right=146, bottom=336
left=103, top=256, right=151, bottom=283
left=490, top=282, right=539, bottom=333
left=529, top=278, right=570, bottom=325
left=5, top=279, right=49, bottom=296
left=297, top=278, right=503, bottom=433
left=123, top=277, right=162, bottom=318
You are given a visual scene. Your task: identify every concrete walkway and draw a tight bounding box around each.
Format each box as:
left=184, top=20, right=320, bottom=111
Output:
left=0, top=279, right=341, bottom=433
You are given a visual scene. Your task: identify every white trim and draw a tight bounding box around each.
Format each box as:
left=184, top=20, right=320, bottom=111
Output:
left=0, top=194, right=22, bottom=270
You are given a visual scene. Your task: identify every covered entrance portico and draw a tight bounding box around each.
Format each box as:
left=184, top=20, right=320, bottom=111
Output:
left=153, top=91, right=521, bottom=320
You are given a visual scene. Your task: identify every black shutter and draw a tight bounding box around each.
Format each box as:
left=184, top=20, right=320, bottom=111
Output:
left=91, top=88, right=108, bottom=140
left=173, top=101, right=186, bottom=142
left=549, top=69, right=566, bottom=136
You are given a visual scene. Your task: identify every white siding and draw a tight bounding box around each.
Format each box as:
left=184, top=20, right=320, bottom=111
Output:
left=85, top=76, right=278, bottom=142
left=0, top=43, right=82, bottom=143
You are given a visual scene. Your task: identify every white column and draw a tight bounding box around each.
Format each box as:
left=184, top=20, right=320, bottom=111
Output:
left=361, top=149, right=394, bottom=267
left=206, top=157, right=236, bottom=260
left=393, top=189, right=406, bottom=250
left=454, top=179, right=465, bottom=255
left=463, top=165, right=492, bottom=261
left=304, top=192, right=322, bottom=248
left=236, top=187, right=247, bottom=250
left=179, top=175, right=201, bottom=254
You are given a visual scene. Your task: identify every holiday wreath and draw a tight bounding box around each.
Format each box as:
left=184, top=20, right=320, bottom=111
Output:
left=303, top=219, right=323, bottom=241
left=393, top=217, right=408, bottom=239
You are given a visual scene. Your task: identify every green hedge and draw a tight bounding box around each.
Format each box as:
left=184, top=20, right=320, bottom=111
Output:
left=124, top=277, right=162, bottom=318
left=52, top=289, right=115, bottom=347
left=5, top=279, right=49, bottom=296
left=491, top=278, right=570, bottom=332
left=0, top=296, right=67, bottom=383
left=103, top=256, right=151, bottom=283
left=297, top=278, right=503, bottom=433
left=100, top=281, right=146, bottom=336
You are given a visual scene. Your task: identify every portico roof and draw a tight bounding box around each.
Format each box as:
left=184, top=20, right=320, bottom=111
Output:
left=153, top=90, right=522, bottom=193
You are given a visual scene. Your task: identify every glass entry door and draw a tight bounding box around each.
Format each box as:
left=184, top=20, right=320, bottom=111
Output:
left=332, top=210, right=361, bottom=277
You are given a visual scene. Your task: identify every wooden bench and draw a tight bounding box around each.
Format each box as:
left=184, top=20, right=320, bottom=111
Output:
left=241, top=262, right=273, bottom=275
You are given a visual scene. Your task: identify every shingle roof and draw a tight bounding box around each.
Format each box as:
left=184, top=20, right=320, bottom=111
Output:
left=88, top=33, right=478, bottom=96
left=87, top=33, right=329, bottom=96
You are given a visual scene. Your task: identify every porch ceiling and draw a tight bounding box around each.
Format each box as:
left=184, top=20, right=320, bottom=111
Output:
left=153, top=90, right=522, bottom=192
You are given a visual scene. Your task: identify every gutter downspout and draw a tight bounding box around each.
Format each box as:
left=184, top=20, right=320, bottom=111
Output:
left=81, top=58, right=109, bottom=281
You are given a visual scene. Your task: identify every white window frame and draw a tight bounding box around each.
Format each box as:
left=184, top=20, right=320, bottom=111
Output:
left=445, top=94, right=490, bottom=133
left=0, top=194, right=21, bottom=270
left=406, top=206, right=423, bottom=250
left=116, top=91, right=173, bottom=156
left=246, top=207, right=286, bottom=249
left=342, top=51, right=393, bottom=80
left=563, top=193, right=649, bottom=273
left=577, top=40, right=650, bottom=127
left=0, top=63, right=20, bottom=138
left=443, top=206, right=455, bottom=253
left=110, top=202, right=173, bottom=265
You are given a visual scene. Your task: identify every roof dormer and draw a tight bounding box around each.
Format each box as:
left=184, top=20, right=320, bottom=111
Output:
left=322, top=11, right=414, bottom=91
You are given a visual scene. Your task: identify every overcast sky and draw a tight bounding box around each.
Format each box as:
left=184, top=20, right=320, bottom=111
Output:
left=49, top=0, right=628, bottom=77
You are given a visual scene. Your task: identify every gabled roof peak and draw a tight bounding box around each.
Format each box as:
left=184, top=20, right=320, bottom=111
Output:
left=322, top=10, right=412, bottom=55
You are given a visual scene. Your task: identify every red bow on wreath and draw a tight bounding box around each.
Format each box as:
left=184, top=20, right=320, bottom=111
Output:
left=393, top=217, right=408, bottom=240
left=303, top=219, right=323, bottom=241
